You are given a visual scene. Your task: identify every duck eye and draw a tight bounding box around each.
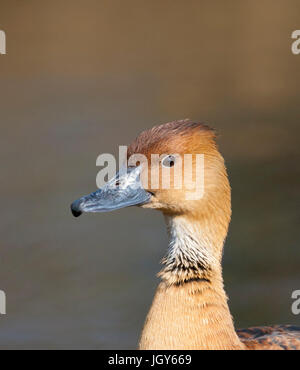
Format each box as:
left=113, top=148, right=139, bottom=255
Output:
left=162, top=155, right=176, bottom=168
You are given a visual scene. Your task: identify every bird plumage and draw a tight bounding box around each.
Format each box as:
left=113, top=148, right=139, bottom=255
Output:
left=72, top=119, right=300, bottom=350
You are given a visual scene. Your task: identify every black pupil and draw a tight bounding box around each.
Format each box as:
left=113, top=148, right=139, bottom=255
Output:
left=165, top=156, right=175, bottom=167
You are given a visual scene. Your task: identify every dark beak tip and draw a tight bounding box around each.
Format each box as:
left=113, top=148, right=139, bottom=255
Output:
left=70, top=201, right=83, bottom=218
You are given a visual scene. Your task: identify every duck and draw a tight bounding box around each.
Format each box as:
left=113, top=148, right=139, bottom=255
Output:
left=71, top=119, right=300, bottom=350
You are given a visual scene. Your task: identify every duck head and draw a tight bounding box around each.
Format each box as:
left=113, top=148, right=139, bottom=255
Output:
left=71, top=119, right=230, bottom=223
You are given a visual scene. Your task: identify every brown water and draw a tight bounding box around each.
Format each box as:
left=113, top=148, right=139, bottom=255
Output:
left=0, top=1, right=299, bottom=349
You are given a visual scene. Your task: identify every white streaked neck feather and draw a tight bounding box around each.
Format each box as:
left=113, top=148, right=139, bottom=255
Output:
left=158, top=215, right=220, bottom=284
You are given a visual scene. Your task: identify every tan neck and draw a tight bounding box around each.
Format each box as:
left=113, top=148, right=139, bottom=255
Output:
left=139, top=213, right=244, bottom=350
left=139, top=278, right=244, bottom=350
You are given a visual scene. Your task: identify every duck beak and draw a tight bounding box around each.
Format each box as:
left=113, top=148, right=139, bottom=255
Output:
left=70, top=166, right=151, bottom=217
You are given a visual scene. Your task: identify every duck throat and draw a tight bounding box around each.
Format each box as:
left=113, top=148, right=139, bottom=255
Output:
left=158, top=215, right=221, bottom=285
left=139, top=214, right=244, bottom=350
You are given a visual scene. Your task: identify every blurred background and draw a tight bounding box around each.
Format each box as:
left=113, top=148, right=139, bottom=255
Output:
left=0, top=0, right=299, bottom=349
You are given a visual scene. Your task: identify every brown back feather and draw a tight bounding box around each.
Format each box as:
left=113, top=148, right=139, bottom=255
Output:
left=238, top=325, right=300, bottom=350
